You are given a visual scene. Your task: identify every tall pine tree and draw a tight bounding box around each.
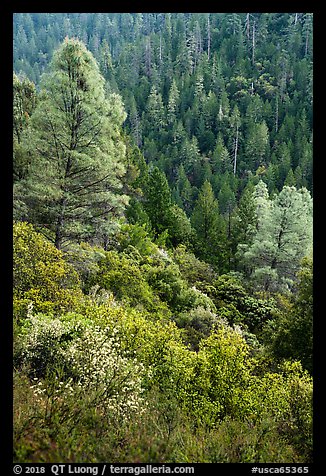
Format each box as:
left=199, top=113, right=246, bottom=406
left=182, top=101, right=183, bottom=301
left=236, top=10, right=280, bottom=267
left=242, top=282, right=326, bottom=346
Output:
left=15, top=38, right=128, bottom=249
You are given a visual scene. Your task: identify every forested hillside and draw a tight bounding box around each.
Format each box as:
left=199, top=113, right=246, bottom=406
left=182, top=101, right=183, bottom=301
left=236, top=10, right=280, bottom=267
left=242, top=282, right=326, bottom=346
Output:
left=13, top=13, right=313, bottom=464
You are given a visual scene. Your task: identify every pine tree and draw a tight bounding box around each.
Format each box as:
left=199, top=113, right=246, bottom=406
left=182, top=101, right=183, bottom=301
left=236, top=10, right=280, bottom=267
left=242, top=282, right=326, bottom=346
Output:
left=239, top=184, right=313, bottom=291
left=175, top=165, right=193, bottom=213
left=212, top=133, right=231, bottom=174
left=146, top=85, right=166, bottom=132
left=245, top=121, right=269, bottom=170
left=13, top=73, right=37, bottom=144
left=129, top=95, right=142, bottom=147
left=284, top=169, right=296, bottom=187
left=231, top=183, right=257, bottom=268
left=16, top=38, right=128, bottom=249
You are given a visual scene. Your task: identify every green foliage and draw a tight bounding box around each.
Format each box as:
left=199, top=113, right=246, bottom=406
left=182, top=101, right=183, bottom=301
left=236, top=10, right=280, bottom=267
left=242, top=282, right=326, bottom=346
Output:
left=144, top=259, right=186, bottom=311
left=14, top=313, right=85, bottom=378
left=14, top=287, right=313, bottom=462
left=13, top=13, right=313, bottom=463
left=189, top=328, right=253, bottom=423
left=191, top=180, right=227, bottom=269
left=164, top=204, right=195, bottom=247
left=13, top=367, right=303, bottom=463
left=238, top=183, right=313, bottom=292
left=13, top=222, right=82, bottom=318
left=143, top=166, right=172, bottom=236
left=264, top=256, right=313, bottom=373
left=16, top=38, right=128, bottom=249
left=175, top=306, right=228, bottom=351
left=116, top=223, right=157, bottom=257
left=207, top=274, right=280, bottom=332
left=13, top=73, right=37, bottom=144
left=172, top=245, right=216, bottom=286
left=85, top=249, right=168, bottom=316
left=13, top=73, right=37, bottom=181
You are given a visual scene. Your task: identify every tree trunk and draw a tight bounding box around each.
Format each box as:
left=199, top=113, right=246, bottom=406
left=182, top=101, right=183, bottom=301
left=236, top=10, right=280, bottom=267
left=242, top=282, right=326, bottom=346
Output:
left=54, top=197, right=66, bottom=250
left=233, top=125, right=239, bottom=175
left=252, top=20, right=256, bottom=65
left=207, top=15, right=211, bottom=60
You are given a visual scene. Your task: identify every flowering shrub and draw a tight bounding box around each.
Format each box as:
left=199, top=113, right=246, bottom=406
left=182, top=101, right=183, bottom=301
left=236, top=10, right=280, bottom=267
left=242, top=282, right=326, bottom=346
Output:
left=16, top=313, right=148, bottom=421
left=64, top=326, right=147, bottom=418
left=15, top=313, right=83, bottom=377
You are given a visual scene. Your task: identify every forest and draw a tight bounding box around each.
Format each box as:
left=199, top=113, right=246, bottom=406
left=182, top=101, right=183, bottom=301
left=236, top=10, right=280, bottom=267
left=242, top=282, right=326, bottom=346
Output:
left=13, top=13, right=313, bottom=463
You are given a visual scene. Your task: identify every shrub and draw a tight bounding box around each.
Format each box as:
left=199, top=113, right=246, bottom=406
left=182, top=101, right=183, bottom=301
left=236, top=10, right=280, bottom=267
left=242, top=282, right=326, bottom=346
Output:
left=14, top=313, right=85, bottom=378
left=15, top=313, right=149, bottom=423
left=13, top=222, right=82, bottom=318
left=210, top=274, right=281, bottom=332
left=266, top=257, right=313, bottom=373
left=205, top=416, right=299, bottom=463
left=172, top=245, right=216, bottom=286
left=175, top=306, right=228, bottom=350
left=85, top=249, right=169, bottom=316
left=188, top=327, right=253, bottom=424
left=116, top=223, right=157, bottom=258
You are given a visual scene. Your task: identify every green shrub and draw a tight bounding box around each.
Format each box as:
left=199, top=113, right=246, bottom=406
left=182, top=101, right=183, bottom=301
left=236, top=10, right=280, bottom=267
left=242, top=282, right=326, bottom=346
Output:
left=85, top=249, right=169, bottom=316
left=173, top=245, right=216, bottom=286
left=188, top=327, right=253, bottom=424
left=13, top=222, right=82, bottom=318
left=210, top=274, right=281, bottom=332
left=205, top=416, right=299, bottom=463
left=14, top=313, right=85, bottom=378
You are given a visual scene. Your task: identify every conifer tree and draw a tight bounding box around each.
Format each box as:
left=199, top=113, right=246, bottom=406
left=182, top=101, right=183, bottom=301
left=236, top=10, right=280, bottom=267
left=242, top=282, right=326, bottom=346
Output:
left=230, top=183, right=257, bottom=268
left=239, top=184, right=313, bottom=291
left=146, top=85, right=166, bottom=132
left=167, top=79, right=180, bottom=125
left=175, top=165, right=193, bottom=213
left=245, top=120, right=270, bottom=170
left=143, top=166, right=172, bottom=236
left=13, top=73, right=37, bottom=182
left=16, top=38, right=128, bottom=249
left=191, top=180, right=226, bottom=269
left=229, top=105, right=241, bottom=175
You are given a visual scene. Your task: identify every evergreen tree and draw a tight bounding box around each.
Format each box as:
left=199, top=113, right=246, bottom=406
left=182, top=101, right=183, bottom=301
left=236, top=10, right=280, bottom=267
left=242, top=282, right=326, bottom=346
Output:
left=145, top=85, right=166, bottom=132
left=165, top=204, right=194, bottom=248
left=270, top=256, right=313, bottom=373
left=245, top=121, right=270, bottom=170
left=191, top=180, right=226, bottom=269
left=13, top=73, right=37, bottom=144
left=13, top=73, right=37, bottom=181
left=212, top=133, right=231, bottom=174
left=239, top=184, right=313, bottom=291
left=229, top=105, right=241, bottom=175
left=143, top=166, right=172, bottom=236
left=15, top=38, right=128, bottom=249
left=231, top=183, right=257, bottom=268
left=167, top=79, right=180, bottom=125
left=175, top=164, right=193, bottom=213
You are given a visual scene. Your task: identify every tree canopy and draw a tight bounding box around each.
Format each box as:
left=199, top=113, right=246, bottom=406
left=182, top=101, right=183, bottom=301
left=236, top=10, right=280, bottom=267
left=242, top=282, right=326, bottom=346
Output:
left=13, top=14, right=313, bottom=464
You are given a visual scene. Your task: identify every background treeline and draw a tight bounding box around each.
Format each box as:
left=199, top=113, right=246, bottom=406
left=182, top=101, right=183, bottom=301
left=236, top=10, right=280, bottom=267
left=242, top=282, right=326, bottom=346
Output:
left=13, top=13, right=313, bottom=463
left=14, top=12, right=313, bottom=193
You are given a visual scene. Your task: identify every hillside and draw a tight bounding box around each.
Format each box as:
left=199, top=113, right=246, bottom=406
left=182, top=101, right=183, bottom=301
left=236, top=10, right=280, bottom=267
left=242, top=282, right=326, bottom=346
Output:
left=13, top=13, right=313, bottom=464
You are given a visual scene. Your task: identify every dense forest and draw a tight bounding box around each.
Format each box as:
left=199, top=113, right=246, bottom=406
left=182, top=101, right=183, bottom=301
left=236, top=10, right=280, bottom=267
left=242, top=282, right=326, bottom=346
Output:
left=13, top=13, right=313, bottom=464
